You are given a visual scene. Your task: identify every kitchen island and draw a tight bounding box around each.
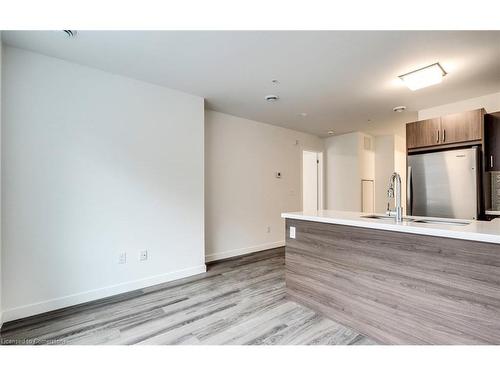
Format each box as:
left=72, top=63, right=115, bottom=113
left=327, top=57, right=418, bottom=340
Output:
left=281, top=210, right=500, bottom=344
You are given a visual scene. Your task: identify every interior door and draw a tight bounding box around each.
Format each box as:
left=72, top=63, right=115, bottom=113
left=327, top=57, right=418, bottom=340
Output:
left=303, top=151, right=322, bottom=211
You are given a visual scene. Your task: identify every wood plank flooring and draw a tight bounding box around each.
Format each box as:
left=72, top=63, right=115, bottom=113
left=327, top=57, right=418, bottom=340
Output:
left=0, top=247, right=377, bottom=345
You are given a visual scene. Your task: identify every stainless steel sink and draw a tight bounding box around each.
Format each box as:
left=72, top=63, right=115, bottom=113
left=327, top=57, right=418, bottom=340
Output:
left=361, top=214, right=413, bottom=222
left=361, top=214, right=471, bottom=226
left=412, top=219, right=470, bottom=226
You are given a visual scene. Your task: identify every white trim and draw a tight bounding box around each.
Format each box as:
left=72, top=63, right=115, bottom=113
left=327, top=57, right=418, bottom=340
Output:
left=317, top=152, right=324, bottom=209
left=1, top=264, right=206, bottom=323
left=205, top=241, right=285, bottom=262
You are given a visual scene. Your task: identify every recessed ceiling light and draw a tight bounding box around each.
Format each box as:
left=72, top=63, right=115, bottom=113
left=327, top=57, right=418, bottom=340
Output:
left=298, top=112, right=308, bottom=117
left=399, top=62, right=447, bottom=91
left=393, top=106, right=407, bottom=113
left=271, top=79, right=279, bottom=84
left=327, top=130, right=334, bottom=135
left=265, top=95, right=279, bottom=103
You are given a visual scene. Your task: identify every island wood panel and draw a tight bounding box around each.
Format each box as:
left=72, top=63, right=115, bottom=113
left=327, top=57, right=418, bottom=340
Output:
left=285, top=219, right=500, bottom=344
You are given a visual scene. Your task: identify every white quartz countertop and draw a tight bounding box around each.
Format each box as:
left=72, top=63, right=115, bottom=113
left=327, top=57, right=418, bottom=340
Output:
left=281, top=210, right=500, bottom=245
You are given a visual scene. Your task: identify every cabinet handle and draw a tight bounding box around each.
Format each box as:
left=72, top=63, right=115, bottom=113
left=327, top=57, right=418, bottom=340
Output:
left=491, top=155, right=494, bottom=168
left=436, top=129, right=440, bottom=143
left=442, top=129, right=446, bottom=142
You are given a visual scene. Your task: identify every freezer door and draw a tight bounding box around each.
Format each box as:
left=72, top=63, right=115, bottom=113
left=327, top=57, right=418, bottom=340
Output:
left=407, top=148, right=478, bottom=219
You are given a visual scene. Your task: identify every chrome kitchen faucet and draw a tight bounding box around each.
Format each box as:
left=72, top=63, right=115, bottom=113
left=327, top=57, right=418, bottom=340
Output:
left=387, top=172, right=403, bottom=222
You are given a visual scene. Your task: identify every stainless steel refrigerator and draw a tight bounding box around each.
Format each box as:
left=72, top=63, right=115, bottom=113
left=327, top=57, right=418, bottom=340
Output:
left=407, top=147, right=479, bottom=220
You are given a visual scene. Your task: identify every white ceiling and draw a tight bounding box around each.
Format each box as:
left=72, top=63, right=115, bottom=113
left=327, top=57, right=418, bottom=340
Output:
left=3, top=31, right=500, bottom=137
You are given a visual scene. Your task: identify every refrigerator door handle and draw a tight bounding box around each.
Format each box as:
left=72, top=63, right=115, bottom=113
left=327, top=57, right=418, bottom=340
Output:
left=407, top=166, right=413, bottom=215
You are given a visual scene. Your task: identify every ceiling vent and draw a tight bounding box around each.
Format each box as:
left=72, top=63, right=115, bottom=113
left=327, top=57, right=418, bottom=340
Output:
left=62, top=30, right=78, bottom=38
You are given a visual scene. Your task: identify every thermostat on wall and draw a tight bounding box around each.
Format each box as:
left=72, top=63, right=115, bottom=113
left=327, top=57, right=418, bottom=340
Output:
left=276, top=172, right=282, bottom=178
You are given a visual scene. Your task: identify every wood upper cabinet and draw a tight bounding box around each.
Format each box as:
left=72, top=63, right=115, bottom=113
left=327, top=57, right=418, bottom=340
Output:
left=440, top=109, right=483, bottom=145
left=406, top=118, right=441, bottom=149
left=406, top=108, right=484, bottom=150
left=485, top=112, right=500, bottom=171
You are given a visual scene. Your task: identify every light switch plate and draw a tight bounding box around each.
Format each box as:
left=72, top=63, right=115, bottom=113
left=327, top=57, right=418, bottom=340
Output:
left=290, top=226, right=296, bottom=239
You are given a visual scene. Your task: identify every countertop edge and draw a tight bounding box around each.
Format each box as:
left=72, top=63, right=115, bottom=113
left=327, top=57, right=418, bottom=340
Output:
left=281, top=212, right=500, bottom=245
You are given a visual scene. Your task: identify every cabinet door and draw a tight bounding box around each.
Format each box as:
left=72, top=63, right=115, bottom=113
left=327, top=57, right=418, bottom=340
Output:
left=440, top=109, right=483, bottom=145
left=485, top=112, right=500, bottom=171
left=406, top=118, right=441, bottom=149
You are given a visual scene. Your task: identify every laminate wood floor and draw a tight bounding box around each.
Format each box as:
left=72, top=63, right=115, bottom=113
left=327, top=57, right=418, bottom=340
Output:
left=0, top=247, right=377, bottom=345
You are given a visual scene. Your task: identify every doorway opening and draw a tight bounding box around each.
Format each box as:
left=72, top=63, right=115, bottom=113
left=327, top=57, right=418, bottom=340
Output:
left=302, top=151, right=324, bottom=211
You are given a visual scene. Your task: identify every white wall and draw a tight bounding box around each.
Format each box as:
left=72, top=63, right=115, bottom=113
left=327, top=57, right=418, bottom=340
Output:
left=374, top=134, right=406, bottom=214
left=325, top=132, right=374, bottom=211
left=419, top=91, right=500, bottom=119
left=325, top=133, right=359, bottom=211
left=359, top=133, right=375, bottom=181
left=205, top=110, right=323, bottom=262
left=2, top=47, right=206, bottom=322
left=394, top=134, right=407, bottom=212
left=374, top=136, right=394, bottom=213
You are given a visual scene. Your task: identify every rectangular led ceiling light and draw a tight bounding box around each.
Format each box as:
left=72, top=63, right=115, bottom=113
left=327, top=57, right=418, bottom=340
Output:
left=399, top=62, right=447, bottom=91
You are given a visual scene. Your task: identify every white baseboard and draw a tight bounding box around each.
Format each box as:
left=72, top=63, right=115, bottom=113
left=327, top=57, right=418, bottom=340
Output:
left=1, top=264, right=206, bottom=323
left=205, top=241, right=285, bottom=262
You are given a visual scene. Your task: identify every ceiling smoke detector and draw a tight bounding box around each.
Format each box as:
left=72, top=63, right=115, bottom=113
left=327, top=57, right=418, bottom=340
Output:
left=265, top=95, right=279, bottom=103
left=62, top=30, right=78, bottom=38
left=393, top=106, right=407, bottom=113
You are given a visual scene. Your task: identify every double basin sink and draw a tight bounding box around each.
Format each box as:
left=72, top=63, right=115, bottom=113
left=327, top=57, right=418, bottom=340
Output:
left=361, top=214, right=471, bottom=226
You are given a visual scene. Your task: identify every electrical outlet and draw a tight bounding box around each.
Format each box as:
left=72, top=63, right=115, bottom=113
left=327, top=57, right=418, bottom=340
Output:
left=118, top=252, right=127, bottom=264
left=267, top=226, right=271, bottom=233
left=289, top=226, right=296, bottom=239
left=139, top=250, right=148, bottom=261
